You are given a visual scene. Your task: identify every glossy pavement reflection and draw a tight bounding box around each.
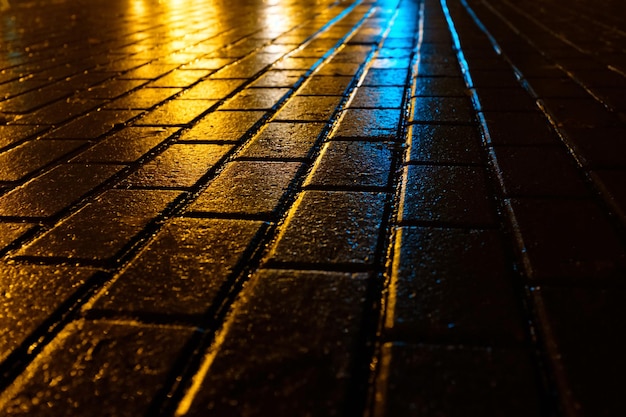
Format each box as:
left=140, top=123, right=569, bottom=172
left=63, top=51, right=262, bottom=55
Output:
left=0, top=0, right=625, bottom=416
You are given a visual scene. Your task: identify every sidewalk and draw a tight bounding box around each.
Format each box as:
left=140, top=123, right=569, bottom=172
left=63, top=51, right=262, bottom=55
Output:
left=0, top=0, right=624, bottom=416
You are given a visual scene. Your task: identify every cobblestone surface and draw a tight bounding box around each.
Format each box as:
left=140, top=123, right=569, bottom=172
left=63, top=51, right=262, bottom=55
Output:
left=0, top=0, right=624, bottom=416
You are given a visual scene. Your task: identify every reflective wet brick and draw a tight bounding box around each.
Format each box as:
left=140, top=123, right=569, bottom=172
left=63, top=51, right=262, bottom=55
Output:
left=408, top=124, right=482, bottom=164
left=121, top=143, right=232, bottom=188
left=148, top=69, right=211, bottom=87
left=0, top=320, right=194, bottom=416
left=89, top=219, right=265, bottom=317
left=0, top=126, right=45, bottom=150
left=239, top=122, right=325, bottom=159
left=72, top=127, right=178, bottom=163
left=44, top=110, right=141, bottom=139
left=361, top=69, right=409, bottom=86
left=275, top=95, right=342, bottom=121
left=0, top=223, right=33, bottom=251
left=179, top=111, right=265, bottom=141
left=349, top=86, right=405, bottom=108
left=221, top=88, right=290, bottom=110
left=0, top=264, right=96, bottom=363
left=105, top=87, right=181, bottom=110
left=0, top=164, right=124, bottom=218
left=180, top=79, right=246, bottom=100
left=17, top=189, right=180, bottom=261
left=400, top=165, right=496, bottom=226
left=179, top=269, right=370, bottom=417
left=188, top=161, right=302, bottom=217
left=413, top=76, right=467, bottom=97
left=0, top=140, right=85, bottom=182
left=268, top=191, right=386, bottom=266
left=136, top=99, right=216, bottom=125
left=299, top=75, right=353, bottom=95
left=388, top=227, right=525, bottom=344
left=411, top=97, right=475, bottom=123
left=304, top=141, right=394, bottom=189
left=334, top=108, right=401, bottom=139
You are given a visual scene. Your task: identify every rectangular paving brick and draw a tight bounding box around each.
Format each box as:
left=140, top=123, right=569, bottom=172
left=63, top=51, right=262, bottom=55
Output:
left=148, top=69, right=211, bottom=87
left=221, top=87, right=290, bottom=110
left=399, top=165, right=496, bottom=226
left=43, top=110, right=141, bottom=139
left=349, top=86, right=405, bottom=109
left=275, top=95, right=342, bottom=121
left=89, top=218, right=266, bottom=318
left=187, top=161, right=302, bottom=218
left=71, top=127, right=178, bottom=163
left=15, top=98, right=102, bottom=126
left=533, top=286, right=626, bottom=417
left=373, top=343, right=542, bottom=417
left=387, top=227, right=525, bottom=344
left=410, top=97, right=475, bottom=123
left=268, top=190, right=386, bottom=266
left=178, top=269, right=370, bottom=417
left=334, top=108, right=401, bottom=139
left=298, top=75, right=353, bottom=95
left=238, top=122, right=326, bottom=160
left=480, top=111, right=560, bottom=145
left=304, top=141, right=394, bottom=189
left=135, top=99, right=216, bottom=125
left=0, top=320, right=194, bottom=417
left=361, top=69, right=409, bottom=86
left=506, top=198, right=626, bottom=281
left=0, top=264, right=96, bottom=363
left=178, top=110, right=265, bottom=141
left=17, top=189, right=180, bottom=261
left=407, top=124, right=483, bottom=164
left=492, top=146, right=589, bottom=197
left=413, top=76, right=468, bottom=97
left=0, top=125, right=46, bottom=150
left=121, top=143, right=232, bottom=188
left=180, top=79, right=246, bottom=100
left=105, top=87, right=181, bottom=110
left=78, top=79, right=148, bottom=100
left=0, top=140, right=85, bottom=182
left=0, top=164, right=124, bottom=218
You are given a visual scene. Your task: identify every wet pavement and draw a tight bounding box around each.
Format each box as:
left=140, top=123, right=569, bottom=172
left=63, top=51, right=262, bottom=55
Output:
left=0, top=0, right=625, bottom=415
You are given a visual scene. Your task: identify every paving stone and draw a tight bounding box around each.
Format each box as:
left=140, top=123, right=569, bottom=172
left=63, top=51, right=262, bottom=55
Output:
left=188, top=161, right=302, bottom=217
left=373, top=343, right=542, bottom=417
left=526, top=77, right=590, bottom=98
left=0, top=264, right=96, bottom=363
left=407, top=124, right=483, bottom=164
left=591, top=169, right=626, bottom=226
left=0, top=125, right=46, bottom=150
left=268, top=190, right=386, bottom=266
left=105, top=87, right=181, bottom=109
left=178, top=269, right=370, bottom=417
left=0, top=164, right=124, bottom=218
left=238, top=122, right=326, bottom=159
left=400, top=165, right=496, bottom=226
left=89, top=218, right=265, bottom=317
left=221, top=87, right=290, bottom=110
left=334, top=108, right=401, bottom=139
left=118, top=63, right=179, bottom=80
left=481, top=111, right=560, bottom=145
left=15, top=98, right=102, bottom=126
left=534, top=286, right=626, bottom=417
left=561, top=126, right=626, bottom=168
left=474, top=88, right=539, bottom=112
left=492, top=146, right=589, bottom=197
left=0, top=320, right=194, bottom=417
left=273, top=57, right=320, bottom=70
left=179, top=79, right=245, bottom=101
left=0, top=223, right=34, bottom=251
left=18, top=189, right=180, bottom=261
left=250, top=70, right=306, bottom=88
left=79, top=79, right=148, bottom=99
left=135, top=99, right=215, bottom=126
left=411, top=97, right=475, bottom=123
left=211, top=53, right=281, bottom=79
left=44, top=110, right=141, bottom=139
left=506, top=198, right=626, bottom=281
left=72, top=127, right=178, bottom=163
left=361, top=68, right=409, bottom=86
left=0, top=85, right=70, bottom=114
left=0, top=140, right=85, bottom=182
left=539, top=97, right=620, bottom=128
left=178, top=110, right=265, bottom=141
left=304, top=141, right=394, bottom=189
left=121, top=143, right=232, bottom=188
left=349, top=86, right=405, bottom=108
left=275, top=95, right=342, bottom=121
left=417, top=61, right=461, bottom=77
left=413, top=76, right=468, bottom=97
left=468, top=70, right=521, bottom=89
left=387, top=227, right=525, bottom=344
left=299, top=75, right=354, bottom=95
left=148, top=69, right=211, bottom=87
left=316, top=62, right=361, bottom=76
